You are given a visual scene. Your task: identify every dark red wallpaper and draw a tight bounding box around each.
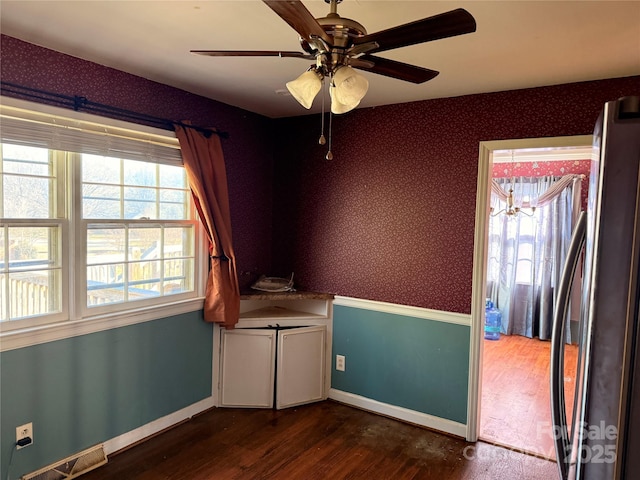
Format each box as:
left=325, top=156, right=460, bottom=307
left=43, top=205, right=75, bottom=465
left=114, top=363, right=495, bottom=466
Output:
left=2, top=34, right=637, bottom=314
left=272, top=77, right=639, bottom=314
left=0, top=34, right=273, bottom=290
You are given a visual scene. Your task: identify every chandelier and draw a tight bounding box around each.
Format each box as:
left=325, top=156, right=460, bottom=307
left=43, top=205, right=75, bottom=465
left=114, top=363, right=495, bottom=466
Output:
left=491, top=186, right=536, bottom=217
left=490, top=150, right=537, bottom=218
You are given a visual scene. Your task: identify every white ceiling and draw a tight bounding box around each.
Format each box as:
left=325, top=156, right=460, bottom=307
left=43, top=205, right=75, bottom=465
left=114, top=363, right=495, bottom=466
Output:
left=1, top=1, right=639, bottom=118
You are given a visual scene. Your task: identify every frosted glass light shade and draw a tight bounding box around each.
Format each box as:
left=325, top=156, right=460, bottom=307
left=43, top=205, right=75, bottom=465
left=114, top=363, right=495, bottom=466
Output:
left=286, top=70, right=322, bottom=109
left=333, top=66, right=369, bottom=108
left=329, top=84, right=359, bottom=114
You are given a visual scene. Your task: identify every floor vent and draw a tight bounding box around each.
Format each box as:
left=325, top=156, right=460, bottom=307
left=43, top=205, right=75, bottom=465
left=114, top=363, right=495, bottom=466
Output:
left=22, top=444, right=107, bottom=480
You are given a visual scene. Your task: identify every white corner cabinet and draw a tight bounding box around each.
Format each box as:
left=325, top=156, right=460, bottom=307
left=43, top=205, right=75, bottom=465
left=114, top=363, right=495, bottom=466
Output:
left=214, top=291, right=334, bottom=410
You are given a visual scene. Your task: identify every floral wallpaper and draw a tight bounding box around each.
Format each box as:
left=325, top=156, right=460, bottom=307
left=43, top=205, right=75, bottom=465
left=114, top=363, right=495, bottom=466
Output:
left=272, top=77, right=638, bottom=314
left=492, top=159, right=591, bottom=211
left=492, top=159, right=590, bottom=178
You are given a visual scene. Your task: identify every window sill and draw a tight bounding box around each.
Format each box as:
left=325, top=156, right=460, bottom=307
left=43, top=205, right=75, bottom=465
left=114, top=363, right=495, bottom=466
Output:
left=0, top=297, right=205, bottom=352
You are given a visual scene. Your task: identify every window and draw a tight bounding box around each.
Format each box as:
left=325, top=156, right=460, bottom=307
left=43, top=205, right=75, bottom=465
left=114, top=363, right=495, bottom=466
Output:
left=81, top=154, right=196, bottom=315
left=0, top=144, right=64, bottom=322
left=0, top=98, right=205, bottom=344
left=488, top=177, right=541, bottom=286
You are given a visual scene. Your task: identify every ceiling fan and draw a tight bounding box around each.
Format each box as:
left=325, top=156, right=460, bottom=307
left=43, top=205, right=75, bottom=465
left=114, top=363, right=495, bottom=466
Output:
left=192, top=0, right=477, bottom=114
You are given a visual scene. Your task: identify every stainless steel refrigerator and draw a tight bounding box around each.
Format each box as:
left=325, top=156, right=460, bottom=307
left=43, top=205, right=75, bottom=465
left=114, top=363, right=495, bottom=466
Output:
left=551, top=95, right=640, bottom=479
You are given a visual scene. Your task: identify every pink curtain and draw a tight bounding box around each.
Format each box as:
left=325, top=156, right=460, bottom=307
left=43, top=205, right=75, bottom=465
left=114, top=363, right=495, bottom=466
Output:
left=175, top=125, right=239, bottom=329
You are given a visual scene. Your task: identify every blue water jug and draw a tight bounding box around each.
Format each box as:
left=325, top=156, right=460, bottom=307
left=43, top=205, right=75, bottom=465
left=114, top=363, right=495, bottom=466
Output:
left=484, top=299, right=502, bottom=340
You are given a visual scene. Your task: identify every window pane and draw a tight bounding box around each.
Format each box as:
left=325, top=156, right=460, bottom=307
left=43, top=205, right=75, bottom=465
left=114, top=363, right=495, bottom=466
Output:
left=87, top=268, right=125, bottom=306
left=3, top=175, right=52, bottom=218
left=124, top=186, right=156, bottom=219
left=159, top=203, right=186, bottom=220
left=128, top=260, right=161, bottom=299
left=129, top=227, right=161, bottom=260
left=516, top=260, right=532, bottom=283
left=3, top=158, right=50, bottom=176
left=8, top=227, right=59, bottom=270
left=2, top=144, right=50, bottom=173
left=86, top=222, right=194, bottom=309
left=82, top=154, right=120, bottom=184
left=164, top=227, right=193, bottom=257
left=160, top=188, right=187, bottom=203
left=9, top=269, right=61, bottom=319
left=82, top=155, right=189, bottom=221
left=83, top=184, right=122, bottom=218
left=124, top=159, right=156, bottom=187
left=159, top=190, right=188, bottom=220
left=87, top=227, right=125, bottom=265
left=159, top=164, right=186, bottom=189
left=163, top=258, right=193, bottom=294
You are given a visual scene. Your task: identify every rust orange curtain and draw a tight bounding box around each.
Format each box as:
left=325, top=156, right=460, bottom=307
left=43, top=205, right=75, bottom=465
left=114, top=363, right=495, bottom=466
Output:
left=175, top=125, right=239, bottom=328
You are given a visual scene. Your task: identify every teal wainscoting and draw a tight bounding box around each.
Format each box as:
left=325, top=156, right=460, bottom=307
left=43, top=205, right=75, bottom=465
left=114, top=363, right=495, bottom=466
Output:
left=0, top=310, right=212, bottom=479
left=332, top=304, right=470, bottom=425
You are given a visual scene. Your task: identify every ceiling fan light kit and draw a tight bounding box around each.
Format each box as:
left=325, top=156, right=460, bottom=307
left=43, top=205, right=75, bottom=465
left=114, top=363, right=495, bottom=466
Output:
left=285, top=67, right=323, bottom=109
left=332, top=66, right=368, bottom=108
left=192, top=0, right=476, bottom=153
left=329, top=83, right=353, bottom=114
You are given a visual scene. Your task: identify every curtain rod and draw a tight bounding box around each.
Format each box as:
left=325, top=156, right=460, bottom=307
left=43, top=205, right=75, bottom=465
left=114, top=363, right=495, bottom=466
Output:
left=0, top=81, right=228, bottom=139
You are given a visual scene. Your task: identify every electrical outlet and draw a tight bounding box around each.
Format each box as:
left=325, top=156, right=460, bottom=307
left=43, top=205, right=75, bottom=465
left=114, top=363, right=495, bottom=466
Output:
left=336, top=354, right=345, bottom=372
left=16, top=422, right=33, bottom=449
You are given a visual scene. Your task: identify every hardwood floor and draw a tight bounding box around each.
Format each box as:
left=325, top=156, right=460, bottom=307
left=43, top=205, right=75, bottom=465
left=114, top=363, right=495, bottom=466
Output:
left=82, top=400, right=557, bottom=480
left=480, top=334, right=578, bottom=460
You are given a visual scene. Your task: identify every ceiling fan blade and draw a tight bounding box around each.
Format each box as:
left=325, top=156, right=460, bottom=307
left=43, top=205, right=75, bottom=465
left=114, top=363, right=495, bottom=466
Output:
left=262, top=0, right=333, bottom=46
left=191, top=50, right=314, bottom=59
left=353, top=8, right=476, bottom=54
left=352, top=55, right=439, bottom=84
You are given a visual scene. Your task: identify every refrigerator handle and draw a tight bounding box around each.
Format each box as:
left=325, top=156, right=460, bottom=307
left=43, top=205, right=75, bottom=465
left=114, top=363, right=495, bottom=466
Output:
left=551, top=211, right=587, bottom=480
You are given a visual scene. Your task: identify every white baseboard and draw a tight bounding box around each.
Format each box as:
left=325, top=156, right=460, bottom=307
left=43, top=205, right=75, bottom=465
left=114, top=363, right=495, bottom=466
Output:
left=329, top=388, right=467, bottom=438
left=103, top=396, right=215, bottom=455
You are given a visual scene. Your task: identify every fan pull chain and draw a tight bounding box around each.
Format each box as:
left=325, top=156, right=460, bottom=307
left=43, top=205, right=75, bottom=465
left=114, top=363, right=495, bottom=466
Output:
left=319, top=78, right=326, bottom=145
left=326, top=110, right=333, bottom=160
left=325, top=73, right=333, bottom=160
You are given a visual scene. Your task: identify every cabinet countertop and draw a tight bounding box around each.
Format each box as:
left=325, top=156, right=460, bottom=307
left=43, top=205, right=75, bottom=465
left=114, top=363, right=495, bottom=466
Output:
left=239, top=291, right=334, bottom=301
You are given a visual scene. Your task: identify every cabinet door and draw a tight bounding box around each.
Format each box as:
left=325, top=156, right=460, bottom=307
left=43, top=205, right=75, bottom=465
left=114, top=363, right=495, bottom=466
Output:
left=220, top=329, right=275, bottom=408
left=276, top=325, right=326, bottom=409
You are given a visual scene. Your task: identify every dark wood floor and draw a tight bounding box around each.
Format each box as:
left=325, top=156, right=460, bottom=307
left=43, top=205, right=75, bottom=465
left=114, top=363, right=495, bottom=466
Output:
left=83, top=400, right=557, bottom=480
left=481, top=334, right=578, bottom=460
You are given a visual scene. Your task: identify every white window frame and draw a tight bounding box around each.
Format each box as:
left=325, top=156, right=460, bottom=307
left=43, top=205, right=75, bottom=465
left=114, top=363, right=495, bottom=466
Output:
left=0, top=97, right=207, bottom=352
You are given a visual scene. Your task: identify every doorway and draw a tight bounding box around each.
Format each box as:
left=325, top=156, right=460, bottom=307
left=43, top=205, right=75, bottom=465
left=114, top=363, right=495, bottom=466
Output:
left=466, top=136, right=592, bottom=458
